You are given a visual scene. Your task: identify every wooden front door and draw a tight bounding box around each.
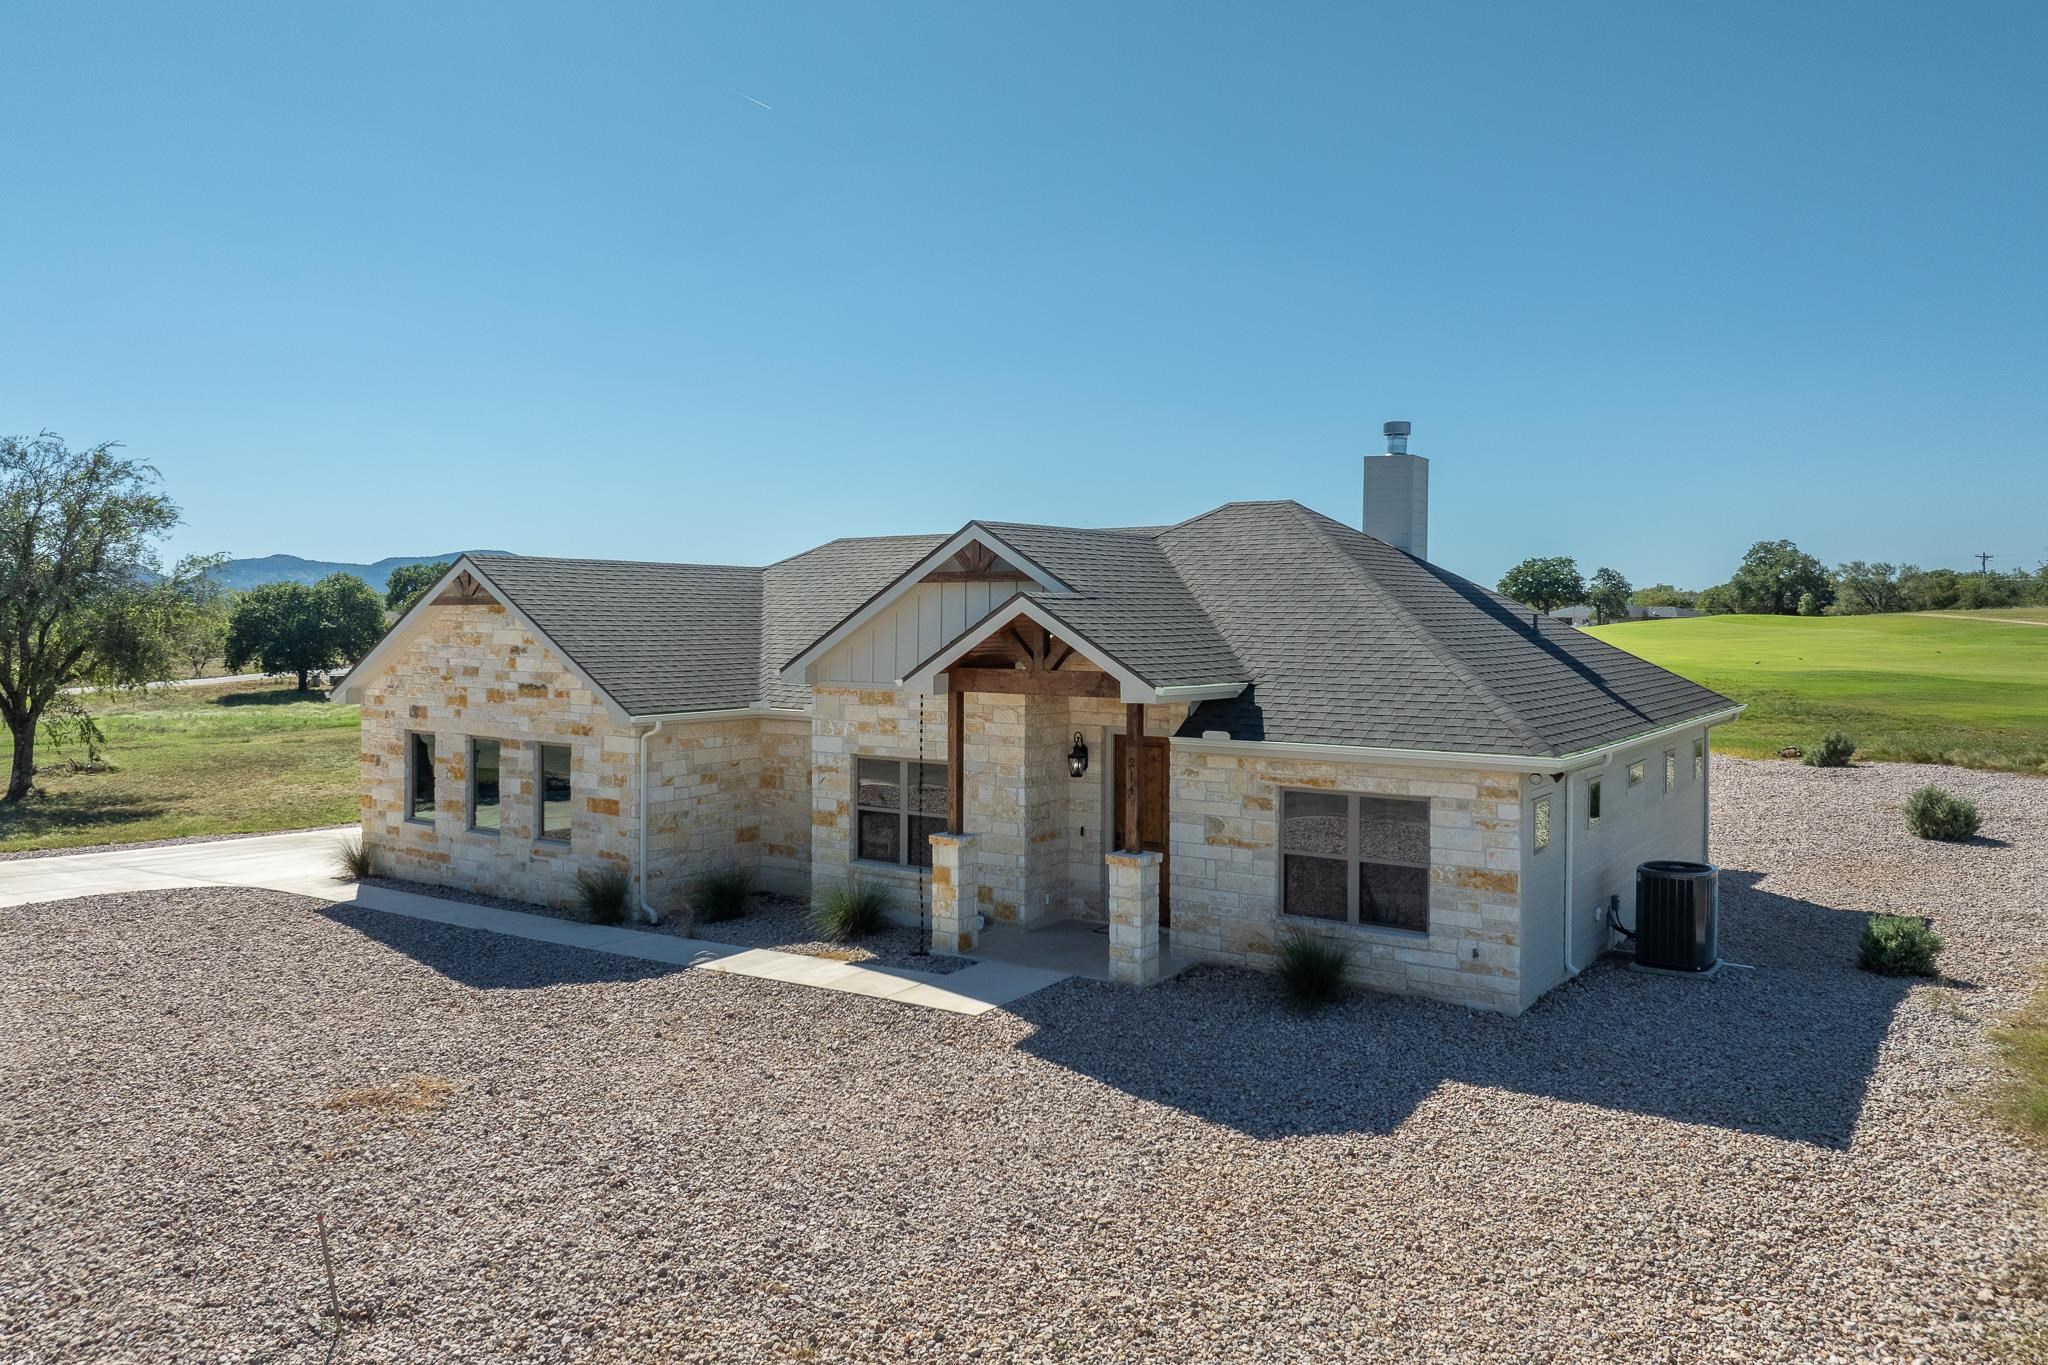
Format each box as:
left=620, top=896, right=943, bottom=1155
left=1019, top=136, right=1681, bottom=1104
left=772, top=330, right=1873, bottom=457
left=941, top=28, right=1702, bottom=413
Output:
left=1113, top=734, right=1171, bottom=924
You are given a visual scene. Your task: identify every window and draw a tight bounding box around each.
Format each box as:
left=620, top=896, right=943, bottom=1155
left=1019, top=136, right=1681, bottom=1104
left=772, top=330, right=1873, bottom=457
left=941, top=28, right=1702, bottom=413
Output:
left=1281, top=790, right=1430, bottom=933
left=1587, top=779, right=1602, bottom=829
left=538, top=744, right=572, bottom=842
left=470, top=739, right=501, bottom=831
left=407, top=734, right=435, bottom=823
left=1663, top=748, right=1677, bottom=793
left=1533, top=793, right=1551, bottom=852
left=1626, top=759, right=1645, bottom=787
left=854, top=756, right=947, bottom=867
left=1694, top=738, right=1705, bottom=781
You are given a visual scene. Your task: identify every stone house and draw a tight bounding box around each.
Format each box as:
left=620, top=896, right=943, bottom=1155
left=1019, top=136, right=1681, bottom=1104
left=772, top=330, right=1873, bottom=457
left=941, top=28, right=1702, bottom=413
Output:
left=331, top=428, right=1738, bottom=1014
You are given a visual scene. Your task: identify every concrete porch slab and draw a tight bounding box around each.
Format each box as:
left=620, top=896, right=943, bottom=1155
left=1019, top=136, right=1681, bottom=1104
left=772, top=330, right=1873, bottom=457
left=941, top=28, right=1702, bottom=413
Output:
left=970, top=919, right=1195, bottom=984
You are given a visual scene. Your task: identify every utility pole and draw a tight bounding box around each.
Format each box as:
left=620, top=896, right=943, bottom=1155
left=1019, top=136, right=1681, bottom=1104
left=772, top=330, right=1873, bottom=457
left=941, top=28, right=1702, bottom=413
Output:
left=1976, top=551, right=1994, bottom=574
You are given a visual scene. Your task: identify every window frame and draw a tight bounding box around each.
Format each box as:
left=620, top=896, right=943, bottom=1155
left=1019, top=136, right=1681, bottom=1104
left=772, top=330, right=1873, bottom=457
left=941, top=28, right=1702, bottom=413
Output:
left=536, top=742, right=573, bottom=845
left=468, top=737, right=502, bottom=834
left=406, top=732, right=436, bottom=825
left=1587, top=777, right=1603, bottom=829
left=1663, top=747, right=1677, bottom=794
left=1626, top=758, right=1645, bottom=788
left=1532, top=792, right=1551, bottom=852
left=851, top=755, right=949, bottom=869
left=1694, top=737, right=1705, bottom=781
left=1277, top=788, right=1433, bottom=935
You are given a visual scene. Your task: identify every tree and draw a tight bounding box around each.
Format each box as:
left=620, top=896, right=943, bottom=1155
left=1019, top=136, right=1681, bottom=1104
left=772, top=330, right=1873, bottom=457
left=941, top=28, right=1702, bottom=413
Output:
left=1694, top=584, right=1739, bottom=614
left=384, top=560, right=451, bottom=614
left=1496, top=556, right=1586, bottom=615
left=1586, top=567, right=1634, bottom=625
left=1629, top=583, right=1696, bottom=609
left=1727, top=539, right=1831, bottom=615
left=1, top=433, right=206, bottom=803
left=225, top=573, right=386, bottom=691
left=1832, top=561, right=1905, bottom=615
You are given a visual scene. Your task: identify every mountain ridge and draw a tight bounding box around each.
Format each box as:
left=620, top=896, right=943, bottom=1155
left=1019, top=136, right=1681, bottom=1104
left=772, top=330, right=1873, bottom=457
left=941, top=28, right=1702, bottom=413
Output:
left=217, top=551, right=512, bottom=594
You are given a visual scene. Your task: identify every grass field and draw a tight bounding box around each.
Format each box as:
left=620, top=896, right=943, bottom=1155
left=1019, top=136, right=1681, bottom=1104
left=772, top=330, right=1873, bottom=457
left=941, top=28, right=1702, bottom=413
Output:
left=0, top=679, right=360, bottom=853
left=1587, top=613, right=2048, bottom=773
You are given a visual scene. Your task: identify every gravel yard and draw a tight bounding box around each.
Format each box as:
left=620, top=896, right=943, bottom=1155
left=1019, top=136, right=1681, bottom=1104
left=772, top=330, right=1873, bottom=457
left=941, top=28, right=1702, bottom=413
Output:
left=2, top=756, right=2045, bottom=1362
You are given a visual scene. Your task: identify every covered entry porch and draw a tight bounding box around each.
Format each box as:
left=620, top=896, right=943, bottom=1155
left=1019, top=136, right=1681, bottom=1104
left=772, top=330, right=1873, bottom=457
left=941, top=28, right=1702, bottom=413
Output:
left=915, top=614, right=1182, bottom=986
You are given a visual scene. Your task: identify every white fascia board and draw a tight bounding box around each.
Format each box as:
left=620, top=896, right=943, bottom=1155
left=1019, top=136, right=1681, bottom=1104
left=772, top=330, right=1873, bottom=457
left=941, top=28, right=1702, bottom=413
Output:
left=774, top=523, right=1072, bottom=684
left=1172, top=705, right=1746, bottom=775
left=326, top=556, right=638, bottom=730
left=628, top=704, right=813, bottom=726
left=896, top=597, right=1246, bottom=705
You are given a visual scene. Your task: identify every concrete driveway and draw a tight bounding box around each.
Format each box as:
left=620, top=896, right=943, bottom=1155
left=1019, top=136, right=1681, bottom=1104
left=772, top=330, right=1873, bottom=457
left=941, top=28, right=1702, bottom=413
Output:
left=0, top=829, right=1065, bottom=1015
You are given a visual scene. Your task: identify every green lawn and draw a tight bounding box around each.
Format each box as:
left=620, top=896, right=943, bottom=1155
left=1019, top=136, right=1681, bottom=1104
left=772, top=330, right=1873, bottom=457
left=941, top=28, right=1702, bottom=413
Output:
left=0, top=679, right=361, bottom=853
left=1586, top=613, right=2048, bottom=773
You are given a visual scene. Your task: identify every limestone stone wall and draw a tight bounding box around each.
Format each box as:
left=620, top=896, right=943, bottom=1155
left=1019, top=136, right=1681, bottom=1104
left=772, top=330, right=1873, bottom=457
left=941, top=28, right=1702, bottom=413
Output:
left=640, top=715, right=813, bottom=915
left=1167, top=747, right=1527, bottom=1013
left=807, top=686, right=1186, bottom=929
left=357, top=603, right=639, bottom=907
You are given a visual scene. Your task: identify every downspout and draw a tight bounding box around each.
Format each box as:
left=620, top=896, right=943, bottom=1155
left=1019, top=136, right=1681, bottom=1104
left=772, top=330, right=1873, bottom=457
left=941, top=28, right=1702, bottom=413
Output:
left=1560, top=775, right=1574, bottom=978
left=637, top=719, right=668, bottom=924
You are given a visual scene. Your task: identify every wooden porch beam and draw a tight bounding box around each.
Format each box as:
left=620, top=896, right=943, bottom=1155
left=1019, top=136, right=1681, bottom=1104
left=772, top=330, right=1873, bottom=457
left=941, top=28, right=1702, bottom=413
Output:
left=1123, top=702, right=1142, bottom=854
left=946, top=684, right=965, bottom=833
left=944, top=667, right=1120, bottom=699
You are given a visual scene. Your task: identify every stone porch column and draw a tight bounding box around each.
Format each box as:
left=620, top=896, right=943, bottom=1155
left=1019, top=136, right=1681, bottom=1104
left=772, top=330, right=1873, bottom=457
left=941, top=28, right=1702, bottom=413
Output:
left=929, top=832, right=982, bottom=953
left=1105, top=849, right=1162, bottom=986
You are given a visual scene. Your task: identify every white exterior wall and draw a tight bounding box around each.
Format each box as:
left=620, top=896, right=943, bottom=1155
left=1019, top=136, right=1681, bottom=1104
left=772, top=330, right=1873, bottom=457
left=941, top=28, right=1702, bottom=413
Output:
left=1516, top=724, right=1714, bottom=1006
left=812, top=579, right=1033, bottom=684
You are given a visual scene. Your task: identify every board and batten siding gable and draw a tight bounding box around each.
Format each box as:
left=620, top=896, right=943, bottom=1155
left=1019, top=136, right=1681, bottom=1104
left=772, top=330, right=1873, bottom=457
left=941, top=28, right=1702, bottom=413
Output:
left=812, top=578, right=1034, bottom=685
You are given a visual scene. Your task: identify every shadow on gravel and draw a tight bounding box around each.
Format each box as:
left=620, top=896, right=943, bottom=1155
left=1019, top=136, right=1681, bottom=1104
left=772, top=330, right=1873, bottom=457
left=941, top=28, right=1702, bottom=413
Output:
left=316, top=904, right=688, bottom=990
left=1015, top=867, right=1912, bottom=1149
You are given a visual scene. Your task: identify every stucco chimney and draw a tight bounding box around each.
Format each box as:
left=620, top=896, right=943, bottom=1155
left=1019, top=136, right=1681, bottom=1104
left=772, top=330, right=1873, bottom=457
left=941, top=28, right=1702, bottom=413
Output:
left=1363, top=420, right=1428, bottom=558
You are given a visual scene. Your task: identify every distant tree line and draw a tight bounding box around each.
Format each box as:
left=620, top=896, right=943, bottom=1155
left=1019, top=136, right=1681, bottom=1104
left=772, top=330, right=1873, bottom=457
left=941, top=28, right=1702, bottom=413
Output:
left=1497, top=538, right=2048, bottom=621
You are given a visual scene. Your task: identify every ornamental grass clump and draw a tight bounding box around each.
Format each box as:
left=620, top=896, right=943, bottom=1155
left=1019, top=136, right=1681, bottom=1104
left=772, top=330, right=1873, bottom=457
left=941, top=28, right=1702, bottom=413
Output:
left=1903, top=784, right=1982, bottom=842
left=1803, top=731, right=1856, bottom=768
left=813, top=882, right=892, bottom=941
left=1857, top=914, right=1944, bottom=978
left=1275, top=930, right=1352, bottom=1011
left=692, top=867, right=755, bottom=924
left=332, top=837, right=373, bottom=881
left=576, top=866, right=633, bottom=925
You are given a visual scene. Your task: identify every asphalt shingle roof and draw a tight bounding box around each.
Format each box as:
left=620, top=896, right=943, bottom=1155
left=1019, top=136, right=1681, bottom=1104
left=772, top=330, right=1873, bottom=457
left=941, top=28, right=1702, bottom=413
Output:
left=457, top=503, right=1732, bottom=757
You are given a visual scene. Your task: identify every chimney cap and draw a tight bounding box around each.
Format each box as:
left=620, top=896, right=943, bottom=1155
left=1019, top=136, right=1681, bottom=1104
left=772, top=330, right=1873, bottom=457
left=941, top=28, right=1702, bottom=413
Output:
left=1383, top=420, right=1412, bottom=439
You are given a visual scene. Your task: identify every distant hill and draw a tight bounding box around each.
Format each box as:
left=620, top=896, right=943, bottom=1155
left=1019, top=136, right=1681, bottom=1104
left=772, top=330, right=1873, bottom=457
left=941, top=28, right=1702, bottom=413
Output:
left=216, top=552, right=511, bottom=595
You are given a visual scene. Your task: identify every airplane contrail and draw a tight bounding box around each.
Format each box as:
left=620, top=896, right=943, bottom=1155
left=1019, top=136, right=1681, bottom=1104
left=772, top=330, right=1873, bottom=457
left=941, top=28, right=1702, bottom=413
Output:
left=735, top=91, right=773, bottom=110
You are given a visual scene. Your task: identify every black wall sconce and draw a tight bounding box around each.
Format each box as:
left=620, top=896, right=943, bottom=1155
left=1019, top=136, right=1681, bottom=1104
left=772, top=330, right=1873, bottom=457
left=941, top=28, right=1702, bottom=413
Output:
left=1067, top=732, right=1090, bottom=778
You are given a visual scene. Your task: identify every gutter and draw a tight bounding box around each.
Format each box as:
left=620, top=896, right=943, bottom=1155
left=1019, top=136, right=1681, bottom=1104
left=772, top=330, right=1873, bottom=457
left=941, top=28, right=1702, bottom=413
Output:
left=628, top=703, right=812, bottom=724
left=1173, top=704, right=1746, bottom=776
left=636, top=719, right=668, bottom=924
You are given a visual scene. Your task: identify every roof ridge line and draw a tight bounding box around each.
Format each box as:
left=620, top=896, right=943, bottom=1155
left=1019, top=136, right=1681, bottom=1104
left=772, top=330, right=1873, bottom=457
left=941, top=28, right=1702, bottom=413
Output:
left=1280, top=504, right=1559, bottom=758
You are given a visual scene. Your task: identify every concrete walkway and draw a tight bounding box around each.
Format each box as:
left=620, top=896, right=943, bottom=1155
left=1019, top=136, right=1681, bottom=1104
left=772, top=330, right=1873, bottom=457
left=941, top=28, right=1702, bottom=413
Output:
left=0, top=829, right=1067, bottom=1016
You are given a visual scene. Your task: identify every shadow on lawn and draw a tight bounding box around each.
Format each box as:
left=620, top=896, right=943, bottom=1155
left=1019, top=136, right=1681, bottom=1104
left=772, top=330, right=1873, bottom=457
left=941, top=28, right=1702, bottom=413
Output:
left=0, top=792, right=170, bottom=847
left=212, top=687, right=334, bottom=708
left=1014, top=868, right=1921, bottom=1149
left=315, top=903, right=687, bottom=990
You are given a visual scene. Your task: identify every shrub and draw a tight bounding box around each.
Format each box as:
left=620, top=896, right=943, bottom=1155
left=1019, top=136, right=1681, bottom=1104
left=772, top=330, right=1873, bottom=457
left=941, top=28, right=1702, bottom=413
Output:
left=1275, top=930, right=1351, bottom=1011
left=576, top=866, right=633, bottom=924
left=1904, top=785, right=1982, bottom=842
left=1857, top=914, right=1944, bottom=977
left=813, top=881, right=892, bottom=941
left=1803, top=731, right=1856, bottom=768
left=692, top=867, right=756, bottom=924
left=332, top=837, right=373, bottom=881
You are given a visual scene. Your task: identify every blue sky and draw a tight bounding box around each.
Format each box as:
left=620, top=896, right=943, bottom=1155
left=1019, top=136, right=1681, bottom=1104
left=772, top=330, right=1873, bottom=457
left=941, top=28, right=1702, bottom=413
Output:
left=2, top=1, right=2043, bottom=588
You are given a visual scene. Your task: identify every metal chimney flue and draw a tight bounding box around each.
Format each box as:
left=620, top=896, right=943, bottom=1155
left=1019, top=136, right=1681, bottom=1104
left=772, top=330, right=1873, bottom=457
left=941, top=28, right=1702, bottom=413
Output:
left=1363, top=420, right=1429, bottom=559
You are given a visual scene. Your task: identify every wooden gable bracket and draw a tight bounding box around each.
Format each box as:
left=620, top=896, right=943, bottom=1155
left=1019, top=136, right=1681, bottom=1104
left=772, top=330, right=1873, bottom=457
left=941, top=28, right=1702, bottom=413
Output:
left=431, top=570, right=496, bottom=606
left=945, top=615, right=1117, bottom=698
left=923, top=540, right=1020, bottom=583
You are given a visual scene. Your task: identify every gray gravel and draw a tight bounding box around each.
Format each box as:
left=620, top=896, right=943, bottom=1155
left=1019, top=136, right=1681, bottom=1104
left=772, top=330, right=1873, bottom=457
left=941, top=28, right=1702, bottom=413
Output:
left=2, top=755, right=2045, bottom=1362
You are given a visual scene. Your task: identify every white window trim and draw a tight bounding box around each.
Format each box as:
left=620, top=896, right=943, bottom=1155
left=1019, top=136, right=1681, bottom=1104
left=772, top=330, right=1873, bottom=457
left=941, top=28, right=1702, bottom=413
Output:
left=851, top=755, right=948, bottom=869
left=536, top=742, right=572, bottom=845
left=1277, top=788, right=1433, bottom=935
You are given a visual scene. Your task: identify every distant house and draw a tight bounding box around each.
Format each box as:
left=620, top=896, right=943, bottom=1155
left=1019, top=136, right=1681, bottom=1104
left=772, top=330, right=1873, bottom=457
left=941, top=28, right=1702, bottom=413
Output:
left=330, top=425, right=1738, bottom=1015
left=1555, top=603, right=1701, bottom=626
